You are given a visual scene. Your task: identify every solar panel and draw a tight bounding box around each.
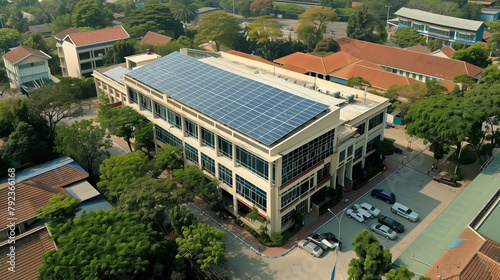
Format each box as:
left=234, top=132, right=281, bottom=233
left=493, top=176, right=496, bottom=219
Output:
left=126, top=52, right=329, bottom=146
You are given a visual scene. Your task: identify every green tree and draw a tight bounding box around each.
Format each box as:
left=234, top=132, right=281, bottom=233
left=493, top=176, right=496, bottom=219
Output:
left=426, top=39, right=442, bottom=52
left=23, top=32, right=50, bottom=54
left=54, top=119, right=112, bottom=176
left=385, top=265, right=414, bottom=280
left=172, top=166, right=206, bottom=192
left=131, top=119, right=155, bottom=155
left=7, top=9, right=29, bottom=33
left=117, top=176, right=193, bottom=232
left=48, top=14, right=72, bottom=34
left=251, top=37, right=308, bottom=60
left=487, top=32, right=500, bottom=57
left=38, top=209, right=175, bottom=279
left=347, top=6, right=387, bottom=44
left=248, top=16, right=283, bottom=44
left=237, top=0, right=253, bottom=18
left=124, top=4, right=183, bottom=38
left=425, top=78, right=447, bottom=95
left=170, top=0, right=197, bottom=31
left=480, top=64, right=500, bottom=85
left=462, top=2, right=482, bottom=20
left=297, top=24, right=322, bottom=50
left=453, top=73, right=476, bottom=93
left=250, top=0, right=273, bottom=17
left=0, top=28, right=22, bottom=52
left=169, top=205, right=198, bottom=237
left=485, top=21, right=500, bottom=32
left=452, top=44, right=491, bottom=68
left=99, top=106, right=145, bottom=152
left=97, top=151, right=153, bottom=202
left=0, top=122, right=51, bottom=166
left=387, top=82, right=428, bottom=105
left=72, top=0, right=112, bottom=29
left=176, top=223, right=227, bottom=270
left=57, top=77, right=97, bottom=100
left=28, top=86, right=83, bottom=140
left=313, top=37, right=340, bottom=55
left=103, top=39, right=136, bottom=66
left=392, top=27, right=426, bottom=48
left=347, top=230, right=392, bottom=280
left=195, top=11, right=241, bottom=51
left=297, top=6, right=338, bottom=48
left=347, top=76, right=371, bottom=88
left=36, top=193, right=81, bottom=226
left=154, top=144, right=184, bottom=172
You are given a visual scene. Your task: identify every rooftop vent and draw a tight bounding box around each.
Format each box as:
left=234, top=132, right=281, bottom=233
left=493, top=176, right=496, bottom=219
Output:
left=347, top=94, right=355, bottom=103
left=333, top=91, right=341, bottom=98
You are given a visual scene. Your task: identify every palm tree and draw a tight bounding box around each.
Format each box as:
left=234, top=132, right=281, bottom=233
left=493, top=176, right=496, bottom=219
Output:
left=170, top=0, right=198, bottom=31
left=7, top=9, right=29, bottom=33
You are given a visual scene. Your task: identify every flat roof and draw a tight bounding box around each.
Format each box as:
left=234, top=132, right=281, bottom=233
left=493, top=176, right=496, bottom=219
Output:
left=395, top=7, right=484, bottom=31
left=395, top=154, right=500, bottom=275
left=126, top=52, right=330, bottom=146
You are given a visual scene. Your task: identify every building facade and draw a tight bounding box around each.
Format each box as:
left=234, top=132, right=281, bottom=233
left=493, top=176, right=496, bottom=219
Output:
left=395, top=7, right=486, bottom=45
left=54, top=26, right=130, bottom=78
left=2, top=46, right=53, bottom=94
left=95, top=50, right=390, bottom=234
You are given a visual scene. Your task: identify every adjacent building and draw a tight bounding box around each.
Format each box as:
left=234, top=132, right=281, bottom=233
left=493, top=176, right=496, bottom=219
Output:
left=98, top=49, right=390, bottom=233
left=54, top=26, right=130, bottom=78
left=394, top=7, right=486, bottom=45
left=2, top=46, right=53, bottom=94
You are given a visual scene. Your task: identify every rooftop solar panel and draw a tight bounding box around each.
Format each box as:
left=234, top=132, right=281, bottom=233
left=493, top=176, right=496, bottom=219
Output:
left=126, top=52, right=329, bottom=145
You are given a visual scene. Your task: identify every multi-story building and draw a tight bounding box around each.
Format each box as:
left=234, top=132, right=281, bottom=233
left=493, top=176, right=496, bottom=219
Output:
left=54, top=26, right=130, bottom=78
left=2, top=46, right=53, bottom=94
left=394, top=7, right=486, bottom=46
left=95, top=50, right=390, bottom=233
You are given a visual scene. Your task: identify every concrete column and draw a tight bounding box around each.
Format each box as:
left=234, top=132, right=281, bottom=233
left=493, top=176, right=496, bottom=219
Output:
left=337, top=165, right=345, bottom=187
left=214, top=135, right=220, bottom=157
left=198, top=125, right=202, bottom=147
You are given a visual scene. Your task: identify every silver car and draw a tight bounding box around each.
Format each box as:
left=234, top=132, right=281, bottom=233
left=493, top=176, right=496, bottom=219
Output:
left=360, top=202, right=381, bottom=218
left=297, top=240, right=324, bottom=257
left=370, top=223, right=397, bottom=240
left=351, top=204, right=374, bottom=219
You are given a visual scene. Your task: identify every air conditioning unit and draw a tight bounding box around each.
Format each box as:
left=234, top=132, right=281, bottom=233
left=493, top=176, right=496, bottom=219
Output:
left=333, top=91, right=341, bottom=98
left=347, top=94, right=355, bottom=103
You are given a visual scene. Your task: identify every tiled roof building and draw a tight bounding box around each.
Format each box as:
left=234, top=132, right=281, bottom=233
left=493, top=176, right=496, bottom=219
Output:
left=139, top=31, right=172, bottom=45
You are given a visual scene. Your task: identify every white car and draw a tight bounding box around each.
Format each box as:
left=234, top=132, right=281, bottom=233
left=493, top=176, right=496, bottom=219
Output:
left=346, top=209, right=367, bottom=224
left=391, top=202, right=419, bottom=222
left=307, top=233, right=338, bottom=250
left=360, top=202, right=381, bottom=218
left=369, top=223, right=397, bottom=240
left=297, top=240, right=324, bottom=257
left=351, top=204, right=374, bottom=219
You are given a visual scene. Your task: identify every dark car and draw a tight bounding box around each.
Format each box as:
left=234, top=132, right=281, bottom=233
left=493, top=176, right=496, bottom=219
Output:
left=394, top=147, right=403, bottom=154
left=378, top=214, right=404, bottom=233
left=371, top=189, right=396, bottom=204
left=433, top=175, right=458, bottom=187
left=307, top=233, right=337, bottom=251
left=316, top=232, right=342, bottom=250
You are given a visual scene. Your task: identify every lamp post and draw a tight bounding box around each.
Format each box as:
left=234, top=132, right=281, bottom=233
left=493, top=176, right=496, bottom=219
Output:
left=328, top=208, right=346, bottom=280
left=385, top=4, right=392, bottom=30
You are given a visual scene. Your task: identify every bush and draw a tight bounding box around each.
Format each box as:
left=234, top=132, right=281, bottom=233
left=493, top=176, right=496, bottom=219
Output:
left=271, top=232, right=284, bottom=245
left=448, top=166, right=463, bottom=181
left=449, top=145, right=477, bottom=165
left=375, top=139, right=396, bottom=155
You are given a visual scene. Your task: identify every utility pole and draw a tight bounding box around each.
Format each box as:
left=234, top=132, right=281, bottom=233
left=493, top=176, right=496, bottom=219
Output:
left=385, top=4, right=392, bottom=30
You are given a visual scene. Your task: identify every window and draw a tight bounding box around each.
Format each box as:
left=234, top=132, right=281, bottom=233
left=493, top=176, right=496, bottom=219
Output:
left=280, top=175, right=315, bottom=209
left=367, top=135, right=381, bottom=152
left=317, top=163, right=331, bottom=183
left=93, top=49, right=105, bottom=57
left=281, top=211, right=294, bottom=228
left=167, top=109, right=182, bottom=130
left=399, top=20, right=411, bottom=27
left=368, top=112, right=384, bottom=130
left=201, top=153, right=215, bottom=175
left=281, top=129, right=335, bottom=185
left=78, top=51, right=91, bottom=60
left=347, top=146, right=353, bottom=157
left=18, top=61, right=44, bottom=69
left=185, top=118, right=198, bottom=139
left=236, top=146, right=269, bottom=180
left=128, top=88, right=138, bottom=104
left=140, top=94, right=152, bottom=112
left=218, top=136, right=232, bottom=160
left=80, top=62, right=92, bottom=71
left=339, top=150, right=345, bottom=162
left=201, top=127, right=215, bottom=149
left=236, top=175, right=267, bottom=211
left=155, top=125, right=182, bottom=147
left=218, top=163, right=232, bottom=187
left=154, top=102, right=167, bottom=121
left=95, top=60, right=104, bottom=68
left=356, top=123, right=365, bottom=135
left=429, top=27, right=450, bottom=37
left=354, top=146, right=363, bottom=161
left=185, top=143, right=198, bottom=163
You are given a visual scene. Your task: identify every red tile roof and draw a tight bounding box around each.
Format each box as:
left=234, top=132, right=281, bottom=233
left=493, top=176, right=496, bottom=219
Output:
left=352, top=2, right=363, bottom=7
left=439, top=80, right=456, bottom=92
left=274, top=51, right=360, bottom=75
left=440, top=46, right=456, bottom=58
left=66, top=26, right=130, bottom=47
left=53, top=27, right=81, bottom=41
left=405, top=44, right=432, bottom=54
left=337, top=38, right=484, bottom=80
left=483, top=30, right=492, bottom=40
left=279, top=63, right=309, bottom=74
left=2, top=46, right=50, bottom=65
left=0, top=226, right=56, bottom=280
left=226, top=50, right=277, bottom=66
left=139, top=31, right=172, bottom=45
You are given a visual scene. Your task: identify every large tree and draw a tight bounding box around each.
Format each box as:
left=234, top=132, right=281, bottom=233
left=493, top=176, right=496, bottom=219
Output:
left=250, top=0, right=273, bottom=17
left=54, top=119, right=112, bottom=176
left=99, top=106, right=145, bottom=152
left=0, top=122, right=51, bottom=166
left=452, top=43, right=491, bottom=68
left=170, top=0, right=198, bottom=30
left=36, top=193, right=81, bottom=227
left=480, top=64, right=500, bottom=85
left=195, top=11, right=241, bottom=52
left=297, top=7, right=338, bottom=48
left=169, top=205, right=198, bottom=237
left=131, top=119, right=155, bottom=155
left=347, top=230, right=392, bottom=280
left=7, top=9, right=29, bottom=33
left=124, top=4, right=183, bottom=38
left=392, top=27, right=426, bottom=48
left=103, top=40, right=136, bottom=66
left=28, top=86, right=83, bottom=141
left=487, top=32, right=500, bottom=57
left=71, top=0, right=113, bottom=29
left=247, top=16, right=283, bottom=44
left=347, top=6, right=387, bottom=44
left=154, top=144, right=184, bottom=172
left=385, top=266, right=414, bottom=280
left=0, top=28, right=22, bottom=53
left=38, top=210, right=175, bottom=279
left=23, top=33, right=50, bottom=54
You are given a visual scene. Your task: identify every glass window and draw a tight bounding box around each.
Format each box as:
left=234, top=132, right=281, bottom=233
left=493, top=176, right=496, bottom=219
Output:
left=155, top=125, right=182, bottom=147
left=356, top=123, right=365, bottom=135
left=281, top=211, right=294, bottom=228
left=317, top=163, right=331, bottom=183
left=367, top=135, right=381, bottom=152
left=80, top=62, right=92, bottom=71
left=93, top=49, right=105, bottom=58
left=95, top=60, right=104, bottom=68
left=140, top=94, right=152, bottom=112
left=236, top=175, right=266, bottom=211
left=236, top=146, right=269, bottom=180
left=128, top=88, right=138, bottom=104
left=201, top=153, right=215, bottom=175
left=78, top=51, right=91, bottom=60
left=201, top=127, right=215, bottom=149
left=347, top=146, right=353, bottom=157
left=154, top=102, right=167, bottom=121
left=354, top=146, right=363, bottom=161
left=218, top=163, right=232, bottom=187
left=185, top=118, right=198, bottom=139
left=218, top=136, right=232, bottom=160
left=339, top=150, right=345, bottom=162
left=167, top=109, right=182, bottom=130
left=185, top=143, right=198, bottom=163
left=368, top=112, right=384, bottom=130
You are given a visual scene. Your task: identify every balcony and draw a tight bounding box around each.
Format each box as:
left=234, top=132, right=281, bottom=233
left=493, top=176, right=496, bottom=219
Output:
left=19, top=66, right=49, bottom=77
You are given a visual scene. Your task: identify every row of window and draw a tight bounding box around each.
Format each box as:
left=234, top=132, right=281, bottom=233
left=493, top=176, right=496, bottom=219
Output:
left=366, top=135, right=381, bottom=153
left=280, top=175, right=314, bottom=209
left=78, top=49, right=106, bottom=61
left=368, top=112, right=384, bottom=130
left=218, top=163, right=233, bottom=187
left=236, top=175, right=267, bottom=211
left=18, top=61, right=45, bottom=70
left=155, top=125, right=182, bottom=147
left=236, top=146, right=269, bottom=180
left=185, top=143, right=199, bottom=163
left=201, top=153, right=215, bottom=175
left=399, top=21, right=476, bottom=42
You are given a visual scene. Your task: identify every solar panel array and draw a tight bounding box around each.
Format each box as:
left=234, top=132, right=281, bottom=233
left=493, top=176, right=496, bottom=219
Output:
left=126, top=52, right=329, bottom=146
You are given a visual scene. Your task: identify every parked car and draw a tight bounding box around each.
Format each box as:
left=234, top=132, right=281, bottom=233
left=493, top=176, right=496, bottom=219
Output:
left=391, top=202, right=419, bottom=222
left=317, top=232, right=342, bottom=250
left=378, top=215, right=405, bottom=233
left=351, top=204, right=374, bottom=219
left=360, top=202, right=381, bottom=218
left=371, top=189, right=396, bottom=204
left=394, top=147, right=403, bottom=154
left=346, top=209, right=367, bottom=224
left=307, top=233, right=338, bottom=250
left=433, top=175, right=458, bottom=187
left=370, top=223, right=397, bottom=240
left=297, top=240, right=324, bottom=258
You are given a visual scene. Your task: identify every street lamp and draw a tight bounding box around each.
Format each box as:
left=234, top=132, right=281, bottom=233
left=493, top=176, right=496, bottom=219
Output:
left=328, top=208, right=346, bottom=280
left=385, top=5, right=392, bottom=30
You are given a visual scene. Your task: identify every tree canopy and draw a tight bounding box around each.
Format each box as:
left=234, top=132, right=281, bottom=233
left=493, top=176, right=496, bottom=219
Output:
left=154, top=144, right=184, bottom=172
left=392, top=27, right=426, bottom=48
left=170, top=0, right=198, bottom=29
left=347, top=6, right=387, bottom=44
left=98, top=106, right=146, bottom=152
left=169, top=205, right=198, bottom=237
left=103, top=40, right=136, bottom=66
left=297, top=7, right=338, bottom=49
left=451, top=44, right=491, bottom=68
left=124, top=4, right=183, bottom=38
left=71, top=0, right=113, bottom=29
left=247, top=16, right=283, bottom=44
left=36, top=193, right=81, bottom=226
left=313, top=37, right=340, bottom=55
left=348, top=230, right=392, bottom=280
left=195, top=11, right=241, bottom=51
left=0, top=28, right=22, bottom=53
